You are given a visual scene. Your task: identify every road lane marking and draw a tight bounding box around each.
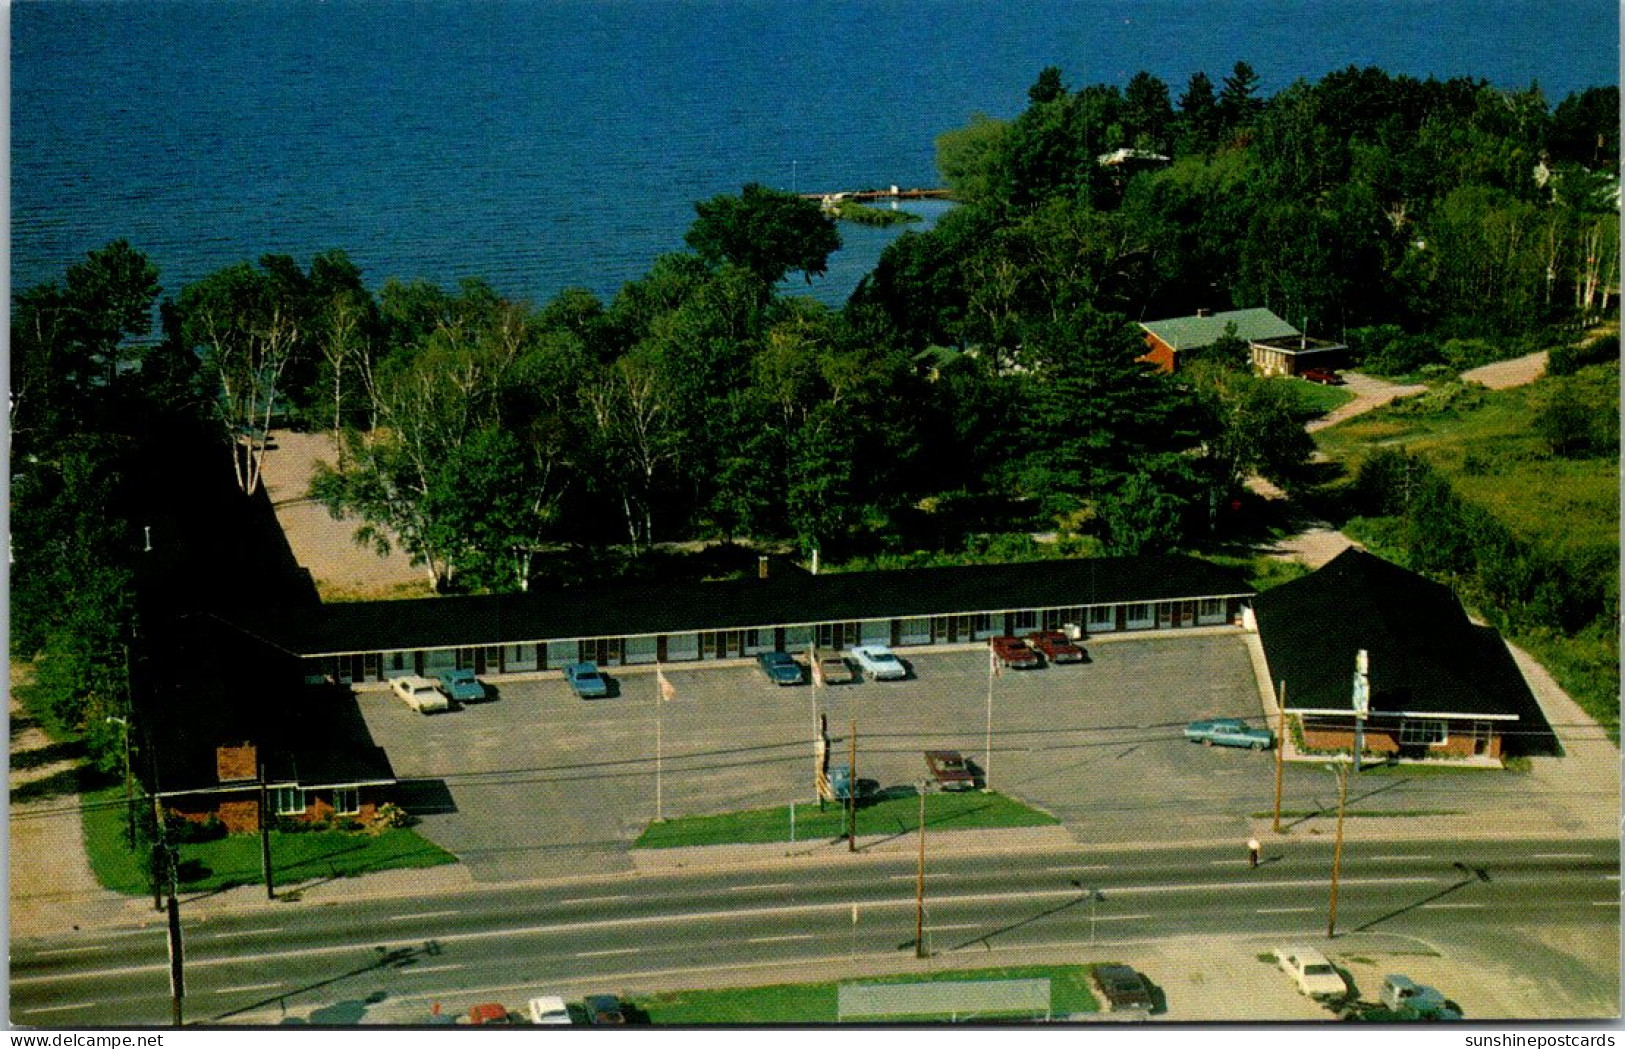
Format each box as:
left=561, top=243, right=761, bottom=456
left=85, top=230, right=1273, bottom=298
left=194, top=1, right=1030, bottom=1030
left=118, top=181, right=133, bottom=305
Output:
left=1532, top=853, right=1592, bottom=860
left=561, top=895, right=631, bottom=905
left=1044, top=865, right=1111, bottom=873
left=213, top=982, right=284, bottom=995
left=35, top=946, right=107, bottom=956
left=209, top=927, right=284, bottom=939
left=1369, top=855, right=1431, bottom=862
left=576, top=948, right=640, bottom=958
left=1256, top=907, right=1316, bottom=914
left=7, top=874, right=1452, bottom=987
left=1604, top=875, right=1620, bottom=882
left=747, top=934, right=817, bottom=944
left=1420, top=903, right=1485, bottom=910
left=18, top=1002, right=97, bottom=1015
left=387, top=910, right=461, bottom=922
left=887, top=873, right=953, bottom=881
left=927, top=923, right=984, bottom=931
left=730, top=883, right=796, bottom=892
left=1091, top=914, right=1152, bottom=922
left=405, top=964, right=467, bottom=973
left=1209, top=860, right=1251, bottom=866
left=1591, top=901, right=1620, bottom=907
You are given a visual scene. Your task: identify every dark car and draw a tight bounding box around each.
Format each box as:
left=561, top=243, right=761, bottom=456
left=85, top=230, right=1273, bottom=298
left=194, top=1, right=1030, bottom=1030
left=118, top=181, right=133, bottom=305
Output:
left=562, top=662, right=610, bottom=699
left=436, top=667, right=488, bottom=703
left=1026, top=629, right=1086, bottom=664
left=990, top=635, right=1041, bottom=669
left=583, top=994, right=627, bottom=1025
left=1093, top=965, right=1154, bottom=1013
left=924, top=750, right=977, bottom=791
left=757, top=650, right=804, bottom=686
left=1301, top=367, right=1345, bottom=385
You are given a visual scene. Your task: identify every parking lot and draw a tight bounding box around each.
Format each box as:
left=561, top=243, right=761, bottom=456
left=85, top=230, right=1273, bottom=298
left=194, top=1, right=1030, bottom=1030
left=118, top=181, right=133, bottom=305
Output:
left=356, top=631, right=1271, bottom=881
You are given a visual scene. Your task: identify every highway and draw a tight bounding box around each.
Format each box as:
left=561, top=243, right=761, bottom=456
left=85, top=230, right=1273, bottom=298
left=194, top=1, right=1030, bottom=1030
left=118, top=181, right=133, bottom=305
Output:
left=12, top=836, right=1618, bottom=1026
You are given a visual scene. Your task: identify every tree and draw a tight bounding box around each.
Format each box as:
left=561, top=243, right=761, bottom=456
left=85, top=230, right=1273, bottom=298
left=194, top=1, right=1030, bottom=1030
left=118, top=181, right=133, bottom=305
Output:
left=1218, top=61, right=1265, bottom=131
left=685, top=183, right=841, bottom=285
left=935, top=113, right=1009, bottom=203
left=1186, top=361, right=1315, bottom=492
left=581, top=349, right=682, bottom=555
left=1028, top=66, right=1067, bottom=105
left=1176, top=71, right=1220, bottom=152
left=1123, top=71, right=1174, bottom=151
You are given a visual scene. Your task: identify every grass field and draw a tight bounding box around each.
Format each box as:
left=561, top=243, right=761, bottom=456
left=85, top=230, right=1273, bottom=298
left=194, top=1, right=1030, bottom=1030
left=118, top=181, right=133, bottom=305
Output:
left=81, top=786, right=458, bottom=895
left=1288, top=377, right=1358, bottom=419
left=634, top=790, right=1058, bottom=849
left=635, top=964, right=1101, bottom=1023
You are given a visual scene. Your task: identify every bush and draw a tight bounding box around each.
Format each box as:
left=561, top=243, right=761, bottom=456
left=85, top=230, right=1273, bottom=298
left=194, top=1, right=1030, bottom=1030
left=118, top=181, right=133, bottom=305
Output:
left=1548, top=333, right=1619, bottom=376
left=164, top=813, right=228, bottom=844
left=1440, top=338, right=1502, bottom=370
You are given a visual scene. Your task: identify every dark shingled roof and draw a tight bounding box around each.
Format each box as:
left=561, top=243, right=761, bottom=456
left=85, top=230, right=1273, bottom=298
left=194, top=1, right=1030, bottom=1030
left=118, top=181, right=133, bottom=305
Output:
left=225, top=555, right=1252, bottom=657
left=1255, top=548, right=1529, bottom=720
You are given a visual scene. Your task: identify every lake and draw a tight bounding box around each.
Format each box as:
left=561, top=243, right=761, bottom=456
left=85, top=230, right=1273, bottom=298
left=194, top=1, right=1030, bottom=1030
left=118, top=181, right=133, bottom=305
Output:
left=12, top=0, right=1619, bottom=309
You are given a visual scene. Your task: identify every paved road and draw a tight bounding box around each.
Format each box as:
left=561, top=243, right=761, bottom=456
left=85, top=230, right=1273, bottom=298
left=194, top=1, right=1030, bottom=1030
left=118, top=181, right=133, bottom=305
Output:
left=13, top=838, right=1616, bottom=1026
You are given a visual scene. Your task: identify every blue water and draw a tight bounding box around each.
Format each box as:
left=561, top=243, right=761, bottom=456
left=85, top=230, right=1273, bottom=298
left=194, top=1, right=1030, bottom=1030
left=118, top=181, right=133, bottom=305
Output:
left=12, top=0, right=1619, bottom=309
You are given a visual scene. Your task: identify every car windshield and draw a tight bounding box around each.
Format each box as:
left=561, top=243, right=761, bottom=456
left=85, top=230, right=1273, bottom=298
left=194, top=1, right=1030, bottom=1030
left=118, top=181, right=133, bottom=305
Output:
left=1304, top=964, right=1335, bottom=975
left=871, top=652, right=899, bottom=663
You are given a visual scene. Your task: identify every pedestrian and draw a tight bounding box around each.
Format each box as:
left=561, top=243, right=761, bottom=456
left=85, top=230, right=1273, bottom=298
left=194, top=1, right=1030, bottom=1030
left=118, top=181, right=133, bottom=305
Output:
left=1248, top=836, right=1261, bottom=868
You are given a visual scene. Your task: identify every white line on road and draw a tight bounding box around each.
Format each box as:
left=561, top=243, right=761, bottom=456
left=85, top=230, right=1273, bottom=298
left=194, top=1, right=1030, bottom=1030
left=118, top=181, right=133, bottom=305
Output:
left=387, top=910, right=461, bottom=922
left=405, top=964, right=467, bottom=973
left=747, top=934, right=817, bottom=944
left=1044, top=865, right=1112, bottom=873
left=730, top=883, right=797, bottom=892
left=213, top=982, right=284, bottom=995
left=1091, top=914, right=1152, bottom=923
left=927, top=923, right=984, bottom=931
left=18, top=1002, right=97, bottom=1015
left=1420, top=903, right=1486, bottom=910
left=209, top=927, right=284, bottom=939
left=35, top=946, right=107, bottom=956
left=1605, top=875, right=1620, bottom=882
left=1532, top=853, right=1592, bottom=860
left=1591, top=901, right=1620, bottom=907
left=1209, top=859, right=1251, bottom=866
left=576, top=948, right=640, bottom=958
left=1369, top=855, right=1432, bottom=862
left=1256, top=907, right=1316, bottom=914
left=561, top=895, right=632, bottom=905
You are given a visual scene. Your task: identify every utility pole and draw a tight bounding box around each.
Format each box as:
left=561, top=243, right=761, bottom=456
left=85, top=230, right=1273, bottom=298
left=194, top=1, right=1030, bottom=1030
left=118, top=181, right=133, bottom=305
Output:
left=259, top=762, right=275, bottom=900
left=984, top=646, right=995, bottom=791
left=1272, top=681, right=1287, bottom=834
left=847, top=718, right=857, bottom=852
left=166, top=853, right=184, bottom=1028
left=914, top=783, right=928, bottom=958
left=1326, top=760, right=1349, bottom=939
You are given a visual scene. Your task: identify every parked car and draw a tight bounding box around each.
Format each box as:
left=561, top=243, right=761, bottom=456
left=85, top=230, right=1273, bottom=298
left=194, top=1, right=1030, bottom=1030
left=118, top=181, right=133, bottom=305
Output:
left=757, top=650, right=804, bottom=686
left=924, top=750, right=976, bottom=792
left=1380, top=975, right=1459, bottom=1019
left=562, top=662, right=610, bottom=699
left=816, top=654, right=855, bottom=685
left=527, top=995, right=572, bottom=1025
left=466, top=1002, right=511, bottom=1025
left=1092, top=964, right=1154, bottom=1013
left=583, top=994, right=627, bottom=1025
left=828, top=763, right=879, bottom=802
left=1276, top=946, right=1349, bottom=1001
left=436, top=667, right=487, bottom=703
left=1184, top=717, right=1273, bottom=750
left=1301, top=367, right=1345, bottom=385
left=388, top=675, right=450, bottom=714
left=1026, top=629, right=1086, bottom=664
left=849, top=644, right=907, bottom=681
left=990, top=635, right=1041, bottom=669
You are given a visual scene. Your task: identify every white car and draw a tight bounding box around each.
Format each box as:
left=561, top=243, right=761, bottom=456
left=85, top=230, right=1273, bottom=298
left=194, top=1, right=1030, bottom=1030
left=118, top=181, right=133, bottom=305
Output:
left=849, top=644, right=907, bottom=681
left=527, top=995, right=572, bottom=1025
left=389, top=675, right=450, bottom=713
left=1276, top=946, right=1349, bottom=1000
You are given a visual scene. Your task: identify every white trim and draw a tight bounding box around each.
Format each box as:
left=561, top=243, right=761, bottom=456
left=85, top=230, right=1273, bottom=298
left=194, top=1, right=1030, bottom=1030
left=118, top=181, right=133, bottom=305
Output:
left=1290, top=708, right=1517, bottom=722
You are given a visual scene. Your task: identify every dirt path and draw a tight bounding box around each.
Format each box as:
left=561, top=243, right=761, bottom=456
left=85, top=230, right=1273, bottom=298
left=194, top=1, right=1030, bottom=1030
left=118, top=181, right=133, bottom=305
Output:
left=1459, top=350, right=1549, bottom=390
left=1306, top=371, right=1428, bottom=433
left=258, top=431, right=427, bottom=600
left=8, top=689, right=136, bottom=940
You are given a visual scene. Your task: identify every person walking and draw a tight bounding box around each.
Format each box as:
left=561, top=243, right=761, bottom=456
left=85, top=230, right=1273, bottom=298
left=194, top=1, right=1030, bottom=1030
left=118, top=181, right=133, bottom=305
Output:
left=1248, top=836, right=1262, bottom=868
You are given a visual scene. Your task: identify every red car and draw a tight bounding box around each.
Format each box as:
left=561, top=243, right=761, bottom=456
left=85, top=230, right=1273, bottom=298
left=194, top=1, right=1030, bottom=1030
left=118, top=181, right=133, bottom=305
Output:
left=990, top=635, right=1041, bottom=668
left=925, top=750, right=977, bottom=791
left=1300, top=367, right=1345, bottom=385
left=467, top=1003, right=511, bottom=1025
left=1026, top=630, right=1086, bottom=664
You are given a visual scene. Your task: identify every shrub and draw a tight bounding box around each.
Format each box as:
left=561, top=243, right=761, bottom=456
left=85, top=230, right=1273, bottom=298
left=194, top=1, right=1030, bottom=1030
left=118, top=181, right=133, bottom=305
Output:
left=1548, top=333, right=1619, bottom=376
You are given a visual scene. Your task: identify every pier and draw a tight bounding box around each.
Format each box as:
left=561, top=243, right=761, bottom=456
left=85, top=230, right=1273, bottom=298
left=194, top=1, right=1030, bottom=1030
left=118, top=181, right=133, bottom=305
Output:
left=798, top=186, right=953, bottom=203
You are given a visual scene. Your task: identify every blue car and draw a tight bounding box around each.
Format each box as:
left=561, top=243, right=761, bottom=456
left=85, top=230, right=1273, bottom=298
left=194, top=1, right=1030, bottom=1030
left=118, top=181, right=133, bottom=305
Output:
left=757, top=651, right=804, bottom=686
left=563, top=662, right=610, bottom=699
left=436, top=668, right=488, bottom=703
left=1184, top=717, right=1273, bottom=750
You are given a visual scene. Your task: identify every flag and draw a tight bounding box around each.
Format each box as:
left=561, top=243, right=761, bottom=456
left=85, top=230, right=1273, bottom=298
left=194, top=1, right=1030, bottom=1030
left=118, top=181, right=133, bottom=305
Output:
left=815, top=712, right=832, bottom=801
left=657, top=666, right=676, bottom=702
left=810, top=645, right=825, bottom=687
left=990, top=645, right=1002, bottom=679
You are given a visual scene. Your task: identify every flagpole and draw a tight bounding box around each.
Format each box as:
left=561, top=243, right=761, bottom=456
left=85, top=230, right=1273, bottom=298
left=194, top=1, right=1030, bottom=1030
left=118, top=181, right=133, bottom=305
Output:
left=656, top=677, right=663, bottom=823
left=985, top=645, right=995, bottom=792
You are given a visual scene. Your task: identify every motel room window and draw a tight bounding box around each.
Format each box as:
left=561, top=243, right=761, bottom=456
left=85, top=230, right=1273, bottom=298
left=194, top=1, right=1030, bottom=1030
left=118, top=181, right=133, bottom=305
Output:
left=333, top=787, right=361, bottom=816
left=1088, top=606, right=1114, bottom=629
left=1199, top=598, right=1223, bottom=617
left=1400, top=720, right=1447, bottom=746
left=275, top=787, right=308, bottom=816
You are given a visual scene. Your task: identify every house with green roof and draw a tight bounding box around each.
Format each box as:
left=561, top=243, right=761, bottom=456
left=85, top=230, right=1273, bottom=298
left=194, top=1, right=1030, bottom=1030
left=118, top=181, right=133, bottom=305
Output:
left=1138, top=308, right=1346, bottom=377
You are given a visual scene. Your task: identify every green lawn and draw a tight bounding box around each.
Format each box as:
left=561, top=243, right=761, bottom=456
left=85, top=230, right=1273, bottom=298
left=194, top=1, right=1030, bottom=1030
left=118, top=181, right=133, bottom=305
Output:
left=635, top=964, right=1100, bottom=1023
left=81, top=787, right=458, bottom=895
left=634, top=790, right=1057, bottom=849
left=1288, top=377, right=1358, bottom=419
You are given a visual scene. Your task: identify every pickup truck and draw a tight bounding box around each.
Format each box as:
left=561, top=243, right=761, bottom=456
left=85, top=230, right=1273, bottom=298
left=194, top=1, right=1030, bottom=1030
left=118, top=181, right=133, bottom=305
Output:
left=1184, top=717, right=1273, bottom=750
